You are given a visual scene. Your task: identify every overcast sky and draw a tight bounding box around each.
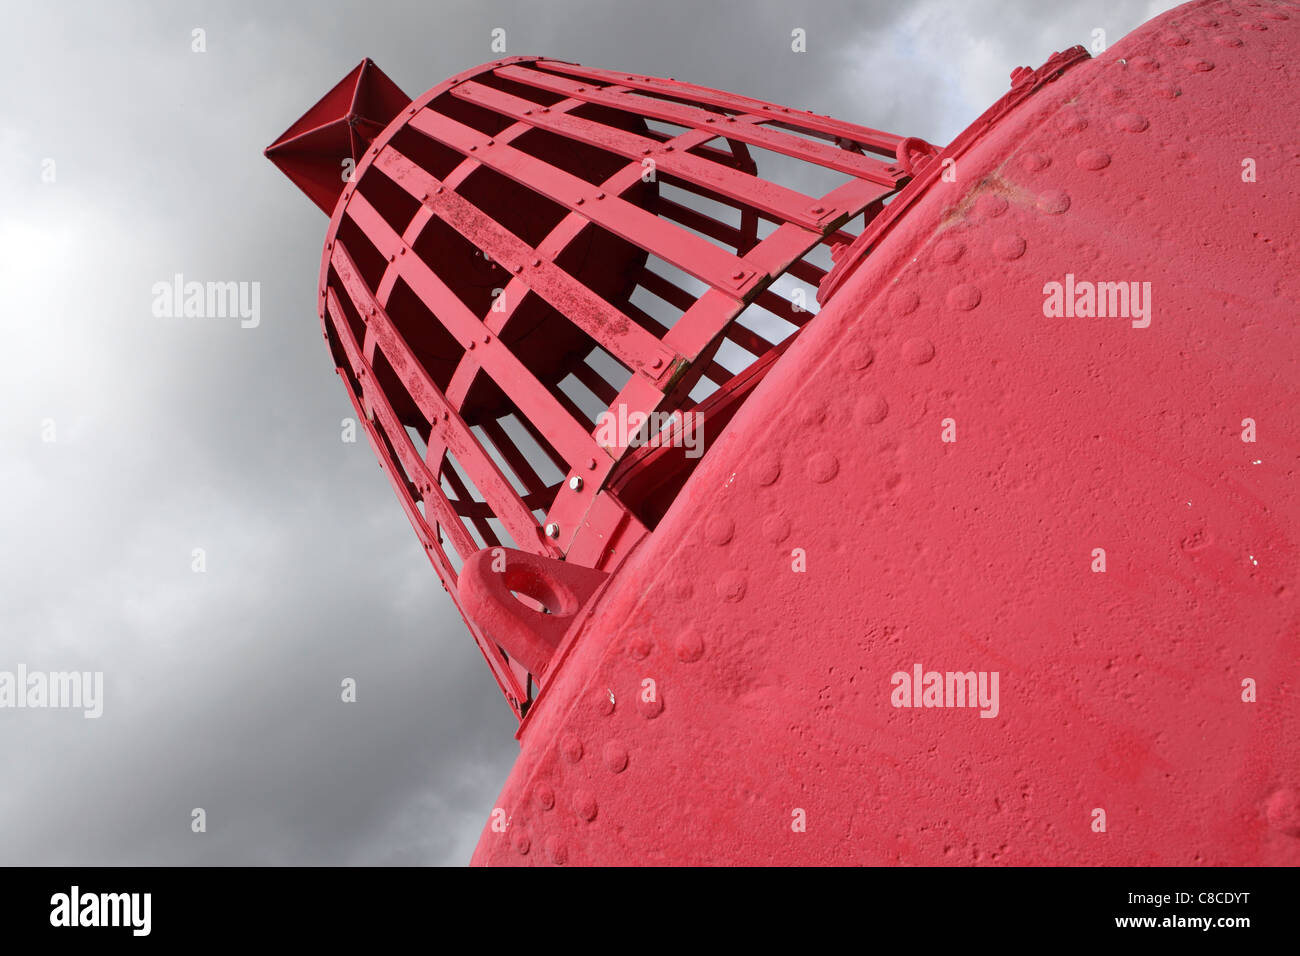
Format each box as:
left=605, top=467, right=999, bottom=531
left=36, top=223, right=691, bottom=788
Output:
left=0, top=0, right=1180, bottom=865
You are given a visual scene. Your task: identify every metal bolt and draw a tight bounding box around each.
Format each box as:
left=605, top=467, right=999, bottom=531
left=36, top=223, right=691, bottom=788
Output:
left=651, top=357, right=663, bottom=369
left=545, top=522, right=560, bottom=538
left=569, top=476, right=583, bottom=491
left=575, top=197, right=585, bottom=205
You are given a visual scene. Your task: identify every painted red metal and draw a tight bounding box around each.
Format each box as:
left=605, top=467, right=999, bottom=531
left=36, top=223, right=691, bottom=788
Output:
left=271, top=0, right=1300, bottom=865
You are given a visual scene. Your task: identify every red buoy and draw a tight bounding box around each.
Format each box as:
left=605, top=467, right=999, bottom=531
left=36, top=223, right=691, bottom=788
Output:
left=269, top=0, right=1300, bottom=865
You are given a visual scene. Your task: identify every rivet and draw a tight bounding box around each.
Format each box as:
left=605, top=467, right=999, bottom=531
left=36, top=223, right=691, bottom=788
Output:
left=847, top=343, right=875, bottom=370
left=545, top=522, right=560, bottom=538
left=754, top=455, right=781, bottom=487
left=1115, top=112, right=1150, bottom=132
left=762, top=513, right=791, bottom=542
left=675, top=631, right=705, bottom=663
left=1035, top=189, right=1072, bottom=214
left=573, top=790, right=598, bottom=822
left=1019, top=152, right=1051, bottom=173
left=716, top=572, right=746, bottom=603
left=1076, top=148, right=1112, bottom=170
left=994, top=234, right=1027, bottom=260
left=934, top=240, right=964, bottom=264
left=902, top=337, right=936, bottom=365
left=891, top=289, right=920, bottom=316
left=947, top=283, right=983, bottom=310
left=545, top=836, right=568, bottom=865
left=651, top=357, right=663, bottom=369
left=575, top=197, right=585, bottom=205
left=706, top=515, right=735, bottom=546
left=861, top=394, right=889, bottom=424
left=569, top=476, right=583, bottom=491
left=807, top=452, right=841, bottom=483
left=1265, top=788, right=1300, bottom=836
left=602, top=742, right=629, bottom=774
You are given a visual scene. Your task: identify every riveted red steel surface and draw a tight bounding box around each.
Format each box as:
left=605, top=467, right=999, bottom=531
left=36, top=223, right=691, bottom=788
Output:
left=272, top=0, right=1299, bottom=866
left=467, top=0, right=1299, bottom=865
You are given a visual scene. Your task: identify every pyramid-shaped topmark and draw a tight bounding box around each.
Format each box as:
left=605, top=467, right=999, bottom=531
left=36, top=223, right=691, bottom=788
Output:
left=265, top=59, right=411, bottom=215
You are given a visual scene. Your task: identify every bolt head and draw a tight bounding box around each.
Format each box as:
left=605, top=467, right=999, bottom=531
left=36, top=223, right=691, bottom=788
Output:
left=569, top=476, right=583, bottom=491
left=545, top=522, right=560, bottom=538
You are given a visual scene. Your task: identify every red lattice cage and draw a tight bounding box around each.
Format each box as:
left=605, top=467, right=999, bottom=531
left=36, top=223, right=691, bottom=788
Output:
left=268, top=56, right=936, bottom=718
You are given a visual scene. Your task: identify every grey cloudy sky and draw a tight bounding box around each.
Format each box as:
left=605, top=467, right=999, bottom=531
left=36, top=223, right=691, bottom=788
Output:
left=0, top=0, right=1178, bottom=865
